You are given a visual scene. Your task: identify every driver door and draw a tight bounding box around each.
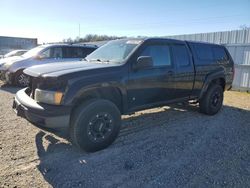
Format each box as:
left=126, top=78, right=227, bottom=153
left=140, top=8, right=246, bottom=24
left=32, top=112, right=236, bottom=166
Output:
left=127, top=41, right=176, bottom=110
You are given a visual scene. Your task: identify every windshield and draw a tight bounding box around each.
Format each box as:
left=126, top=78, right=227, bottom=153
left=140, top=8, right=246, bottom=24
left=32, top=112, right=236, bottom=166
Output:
left=4, top=50, right=18, bottom=57
left=85, top=39, right=142, bottom=63
left=22, top=45, right=47, bottom=58
left=5, top=50, right=27, bottom=57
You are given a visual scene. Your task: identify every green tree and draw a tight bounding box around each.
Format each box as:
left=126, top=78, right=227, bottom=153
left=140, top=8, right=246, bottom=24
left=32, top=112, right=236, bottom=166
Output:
left=63, top=34, right=126, bottom=43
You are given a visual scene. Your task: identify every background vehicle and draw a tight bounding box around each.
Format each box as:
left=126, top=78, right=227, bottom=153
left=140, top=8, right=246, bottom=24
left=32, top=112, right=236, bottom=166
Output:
left=3, top=50, right=28, bottom=58
left=0, top=44, right=97, bottom=86
left=13, top=38, right=234, bottom=152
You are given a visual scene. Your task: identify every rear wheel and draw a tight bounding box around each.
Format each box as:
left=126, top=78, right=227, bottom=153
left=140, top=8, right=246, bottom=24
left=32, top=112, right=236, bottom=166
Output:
left=15, top=71, right=30, bottom=87
left=70, top=99, right=121, bottom=152
left=199, top=84, right=224, bottom=115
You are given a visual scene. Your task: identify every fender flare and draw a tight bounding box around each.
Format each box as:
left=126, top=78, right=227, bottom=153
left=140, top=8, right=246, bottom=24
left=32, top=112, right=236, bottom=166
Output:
left=64, top=83, right=128, bottom=113
left=199, top=71, right=225, bottom=99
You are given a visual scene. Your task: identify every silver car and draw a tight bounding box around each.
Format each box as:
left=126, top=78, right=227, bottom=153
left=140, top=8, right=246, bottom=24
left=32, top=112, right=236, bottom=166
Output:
left=0, top=44, right=97, bottom=86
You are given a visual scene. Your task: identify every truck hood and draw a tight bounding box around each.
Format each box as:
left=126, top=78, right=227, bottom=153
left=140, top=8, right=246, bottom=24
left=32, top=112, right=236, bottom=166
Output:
left=24, top=60, right=120, bottom=77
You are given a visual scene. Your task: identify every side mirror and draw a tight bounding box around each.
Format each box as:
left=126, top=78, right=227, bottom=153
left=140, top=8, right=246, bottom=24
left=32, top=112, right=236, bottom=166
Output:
left=35, top=55, right=43, bottom=60
left=136, top=56, right=153, bottom=70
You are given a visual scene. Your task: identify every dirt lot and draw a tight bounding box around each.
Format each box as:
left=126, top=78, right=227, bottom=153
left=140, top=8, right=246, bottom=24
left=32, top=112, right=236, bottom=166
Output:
left=0, top=83, right=250, bottom=188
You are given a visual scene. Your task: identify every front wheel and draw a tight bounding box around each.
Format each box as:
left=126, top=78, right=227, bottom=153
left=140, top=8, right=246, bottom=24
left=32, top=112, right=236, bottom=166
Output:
left=70, top=99, right=121, bottom=152
left=199, top=84, right=224, bottom=115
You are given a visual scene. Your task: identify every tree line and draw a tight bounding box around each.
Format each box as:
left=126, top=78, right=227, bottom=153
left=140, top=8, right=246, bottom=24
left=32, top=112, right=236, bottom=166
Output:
left=63, top=34, right=126, bottom=43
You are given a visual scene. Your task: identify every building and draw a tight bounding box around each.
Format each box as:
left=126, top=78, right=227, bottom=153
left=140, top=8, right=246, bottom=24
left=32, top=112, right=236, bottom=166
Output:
left=0, top=36, right=37, bottom=55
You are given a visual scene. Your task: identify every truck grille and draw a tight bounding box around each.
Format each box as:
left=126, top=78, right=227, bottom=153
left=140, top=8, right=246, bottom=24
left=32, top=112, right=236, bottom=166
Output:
left=28, top=77, right=39, bottom=99
left=25, top=77, right=66, bottom=99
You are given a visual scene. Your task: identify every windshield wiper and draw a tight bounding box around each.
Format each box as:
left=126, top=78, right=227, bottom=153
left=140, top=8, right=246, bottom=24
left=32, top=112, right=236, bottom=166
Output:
left=88, top=59, right=111, bottom=64
left=81, top=58, right=88, bottom=61
left=101, top=60, right=110, bottom=63
left=89, top=59, right=102, bottom=62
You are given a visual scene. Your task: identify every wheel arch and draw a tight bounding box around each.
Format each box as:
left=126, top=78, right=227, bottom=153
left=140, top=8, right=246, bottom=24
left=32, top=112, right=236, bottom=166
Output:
left=199, top=72, right=226, bottom=100
left=70, top=86, right=125, bottom=116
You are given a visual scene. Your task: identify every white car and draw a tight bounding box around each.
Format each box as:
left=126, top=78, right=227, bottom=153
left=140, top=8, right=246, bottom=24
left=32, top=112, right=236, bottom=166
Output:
left=3, top=50, right=28, bottom=58
left=0, top=44, right=97, bottom=86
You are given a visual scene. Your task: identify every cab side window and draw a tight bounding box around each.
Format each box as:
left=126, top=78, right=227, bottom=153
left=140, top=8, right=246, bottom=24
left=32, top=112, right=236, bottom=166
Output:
left=140, top=45, right=171, bottom=67
left=172, top=45, right=190, bottom=67
left=213, top=47, right=228, bottom=61
left=194, top=44, right=213, bottom=61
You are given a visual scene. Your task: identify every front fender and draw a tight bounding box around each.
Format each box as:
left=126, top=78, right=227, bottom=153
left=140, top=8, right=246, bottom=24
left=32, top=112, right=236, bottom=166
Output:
left=62, top=76, right=128, bottom=112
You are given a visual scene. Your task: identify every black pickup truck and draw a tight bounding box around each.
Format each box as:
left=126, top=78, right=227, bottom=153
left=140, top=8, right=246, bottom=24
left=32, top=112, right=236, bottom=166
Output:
left=13, top=38, right=234, bottom=152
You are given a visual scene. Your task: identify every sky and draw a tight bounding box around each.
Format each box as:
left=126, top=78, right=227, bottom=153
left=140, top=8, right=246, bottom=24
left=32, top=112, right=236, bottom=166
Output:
left=0, top=0, right=250, bottom=43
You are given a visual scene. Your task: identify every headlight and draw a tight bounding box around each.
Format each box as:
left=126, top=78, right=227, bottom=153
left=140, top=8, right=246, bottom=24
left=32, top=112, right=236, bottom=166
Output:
left=34, top=89, right=63, bottom=105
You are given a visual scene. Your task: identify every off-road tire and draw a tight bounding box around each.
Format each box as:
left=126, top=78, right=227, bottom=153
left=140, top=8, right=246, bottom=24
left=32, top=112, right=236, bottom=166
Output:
left=199, top=84, right=224, bottom=115
left=70, top=99, right=121, bottom=152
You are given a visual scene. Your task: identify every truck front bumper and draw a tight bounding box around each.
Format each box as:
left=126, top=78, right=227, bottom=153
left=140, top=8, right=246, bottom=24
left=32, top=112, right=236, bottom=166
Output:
left=13, top=88, right=71, bottom=128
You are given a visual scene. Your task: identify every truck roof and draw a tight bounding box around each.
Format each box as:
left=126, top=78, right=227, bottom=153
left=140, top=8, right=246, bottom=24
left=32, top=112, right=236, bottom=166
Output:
left=185, top=40, right=224, bottom=47
left=112, top=37, right=223, bottom=47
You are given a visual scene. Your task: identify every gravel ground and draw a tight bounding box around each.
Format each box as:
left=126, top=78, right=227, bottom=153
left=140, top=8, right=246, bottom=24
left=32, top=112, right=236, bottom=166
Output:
left=0, top=82, right=250, bottom=188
